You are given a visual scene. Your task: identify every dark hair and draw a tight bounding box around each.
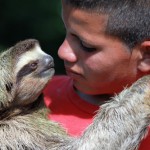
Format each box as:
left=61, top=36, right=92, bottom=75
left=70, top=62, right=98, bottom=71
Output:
left=64, top=0, right=150, bottom=48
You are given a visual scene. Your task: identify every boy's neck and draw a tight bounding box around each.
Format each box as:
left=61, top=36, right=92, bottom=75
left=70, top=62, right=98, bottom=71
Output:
left=76, top=89, right=112, bottom=106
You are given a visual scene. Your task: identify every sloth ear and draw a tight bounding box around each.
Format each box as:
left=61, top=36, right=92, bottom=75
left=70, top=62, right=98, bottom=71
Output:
left=138, top=41, right=150, bottom=74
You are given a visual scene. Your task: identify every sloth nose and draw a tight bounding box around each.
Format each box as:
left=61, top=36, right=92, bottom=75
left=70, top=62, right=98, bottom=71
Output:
left=43, top=55, right=54, bottom=69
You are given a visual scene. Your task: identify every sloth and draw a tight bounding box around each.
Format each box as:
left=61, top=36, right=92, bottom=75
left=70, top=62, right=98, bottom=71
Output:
left=0, top=39, right=150, bottom=150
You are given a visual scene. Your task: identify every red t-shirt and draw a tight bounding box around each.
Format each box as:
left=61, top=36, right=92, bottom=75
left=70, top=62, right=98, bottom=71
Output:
left=43, top=75, right=150, bottom=149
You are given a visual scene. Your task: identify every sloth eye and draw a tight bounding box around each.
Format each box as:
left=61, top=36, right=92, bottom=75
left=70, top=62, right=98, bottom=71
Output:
left=17, top=60, right=39, bottom=83
left=30, top=62, right=38, bottom=70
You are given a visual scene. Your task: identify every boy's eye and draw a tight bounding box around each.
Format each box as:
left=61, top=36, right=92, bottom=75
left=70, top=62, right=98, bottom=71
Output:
left=70, top=33, right=96, bottom=52
left=80, top=41, right=96, bottom=52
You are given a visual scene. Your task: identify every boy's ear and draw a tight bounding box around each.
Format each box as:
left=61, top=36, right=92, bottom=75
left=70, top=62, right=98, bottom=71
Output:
left=138, top=41, right=150, bottom=73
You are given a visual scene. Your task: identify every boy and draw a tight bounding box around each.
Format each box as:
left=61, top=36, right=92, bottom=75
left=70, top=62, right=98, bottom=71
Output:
left=44, top=0, right=150, bottom=149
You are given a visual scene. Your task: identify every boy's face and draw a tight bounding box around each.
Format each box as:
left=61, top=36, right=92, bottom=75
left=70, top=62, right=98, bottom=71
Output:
left=58, top=1, right=141, bottom=95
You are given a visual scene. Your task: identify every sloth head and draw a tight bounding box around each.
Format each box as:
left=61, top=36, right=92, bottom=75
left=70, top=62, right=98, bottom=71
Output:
left=0, top=39, right=54, bottom=110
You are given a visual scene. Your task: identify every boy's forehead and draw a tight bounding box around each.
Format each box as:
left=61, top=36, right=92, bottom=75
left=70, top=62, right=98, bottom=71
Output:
left=62, top=2, right=108, bottom=33
left=61, top=3, right=114, bottom=47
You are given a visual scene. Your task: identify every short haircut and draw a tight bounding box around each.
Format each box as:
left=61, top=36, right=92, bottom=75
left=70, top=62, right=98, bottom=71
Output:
left=64, top=0, right=150, bottom=48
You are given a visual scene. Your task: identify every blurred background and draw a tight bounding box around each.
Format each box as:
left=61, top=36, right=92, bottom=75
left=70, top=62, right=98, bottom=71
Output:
left=0, top=0, right=66, bottom=74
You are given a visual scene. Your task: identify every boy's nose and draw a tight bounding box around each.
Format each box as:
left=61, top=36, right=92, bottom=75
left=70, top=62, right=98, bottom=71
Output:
left=58, top=39, right=77, bottom=63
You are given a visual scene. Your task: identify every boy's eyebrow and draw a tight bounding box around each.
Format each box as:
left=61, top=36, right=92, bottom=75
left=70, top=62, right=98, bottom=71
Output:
left=77, top=34, right=99, bottom=47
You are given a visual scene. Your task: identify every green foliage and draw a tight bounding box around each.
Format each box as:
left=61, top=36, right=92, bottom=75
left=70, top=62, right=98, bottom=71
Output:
left=0, top=0, right=66, bottom=74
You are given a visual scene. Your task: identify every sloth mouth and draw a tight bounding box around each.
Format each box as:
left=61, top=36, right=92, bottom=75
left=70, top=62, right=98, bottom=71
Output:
left=39, top=61, right=55, bottom=77
left=42, top=61, right=55, bottom=72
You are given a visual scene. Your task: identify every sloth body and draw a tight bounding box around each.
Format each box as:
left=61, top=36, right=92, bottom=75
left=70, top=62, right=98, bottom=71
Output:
left=0, top=40, right=66, bottom=149
left=0, top=39, right=150, bottom=150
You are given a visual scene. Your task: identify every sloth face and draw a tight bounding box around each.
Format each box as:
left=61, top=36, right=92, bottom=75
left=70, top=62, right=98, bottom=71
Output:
left=13, top=40, right=55, bottom=106
left=0, top=39, right=54, bottom=109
